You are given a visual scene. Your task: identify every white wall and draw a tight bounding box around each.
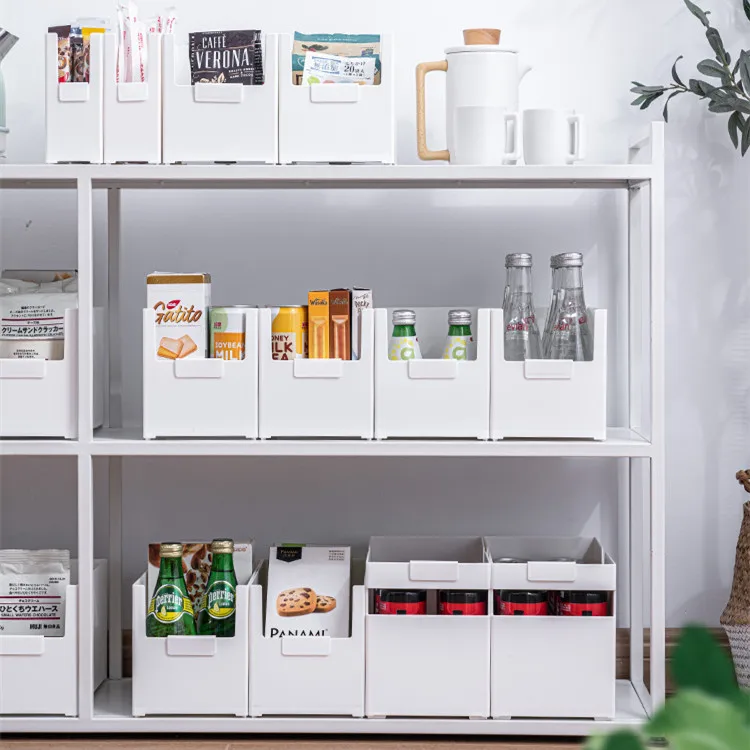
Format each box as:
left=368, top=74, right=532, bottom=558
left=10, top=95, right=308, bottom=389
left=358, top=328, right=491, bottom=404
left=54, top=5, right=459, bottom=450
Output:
left=1, top=0, right=749, bottom=627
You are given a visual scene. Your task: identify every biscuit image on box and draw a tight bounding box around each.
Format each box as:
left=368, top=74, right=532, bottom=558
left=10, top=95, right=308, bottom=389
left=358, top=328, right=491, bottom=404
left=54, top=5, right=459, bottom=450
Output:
left=177, top=334, right=198, bottom=359
left=315, top=595, right=336, bottom=613
left=277, top=587, right=317, bottom=616
left=157, top=336, right=184, bottom=360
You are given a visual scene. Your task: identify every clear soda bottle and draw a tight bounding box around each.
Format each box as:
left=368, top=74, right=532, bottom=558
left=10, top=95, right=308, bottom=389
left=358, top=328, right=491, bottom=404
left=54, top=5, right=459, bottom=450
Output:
left=542, top=254, right=564, bottom=357
left=442, top=309, right=473, bottom=360
left=389, top=309, right=422, bottom=360
left=546, top=252, right=593, bottom=361
left=503, top=253, right=542, bottom=361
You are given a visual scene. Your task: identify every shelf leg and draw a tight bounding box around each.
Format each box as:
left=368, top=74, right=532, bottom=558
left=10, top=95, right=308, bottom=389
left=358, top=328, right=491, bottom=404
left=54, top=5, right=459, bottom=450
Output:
left=108, top=456, right=123, bottom=680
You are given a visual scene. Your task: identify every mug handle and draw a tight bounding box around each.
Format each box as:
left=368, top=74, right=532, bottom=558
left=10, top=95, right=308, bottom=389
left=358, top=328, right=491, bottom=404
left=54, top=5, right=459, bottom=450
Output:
left=416, top=60, right=450, bottom=161
left=568, top=113, right=586, bottom=163
left=503, top=112, right=521, bottom=163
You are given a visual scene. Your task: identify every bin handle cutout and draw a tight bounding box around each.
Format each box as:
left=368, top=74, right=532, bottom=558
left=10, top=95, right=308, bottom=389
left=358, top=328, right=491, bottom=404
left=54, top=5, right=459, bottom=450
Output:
left=59, top=82, right=90, bottom=102
left=527, top=560, right=577, bottom=582
left=310, top=85, right=361, bottom=104
left=0, top=359, right=47, bottom=380
left=293, top=359, right=343, bottom=379
left=524, top=359, right=574, bottom=380
left=193, top=83, right=243, bottom=104
left=173, top=358, right=225, bottom=379
left=281, top=636, right=332, bottom=656
left=409, top=560, right=459, bottom=582
left=408, top=359, right=458, bottom=380
left=166, top=635, right=217, bottom=656
left=0, top=636, right=45, bottom=655
left=118, top=82, right=149, bottom=102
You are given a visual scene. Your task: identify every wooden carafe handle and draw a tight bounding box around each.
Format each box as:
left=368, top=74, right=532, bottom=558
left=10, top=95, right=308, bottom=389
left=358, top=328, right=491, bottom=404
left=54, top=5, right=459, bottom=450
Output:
left=416, top=60, right=450, bottom=161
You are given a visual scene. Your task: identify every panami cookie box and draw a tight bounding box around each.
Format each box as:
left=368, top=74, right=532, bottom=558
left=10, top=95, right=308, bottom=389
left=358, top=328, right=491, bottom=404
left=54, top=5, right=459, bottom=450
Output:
left=147, top=540, right=253, bottom=612
left=266, top=544, right=350, bottom=639
left=147, top=272, right=211, bottom=360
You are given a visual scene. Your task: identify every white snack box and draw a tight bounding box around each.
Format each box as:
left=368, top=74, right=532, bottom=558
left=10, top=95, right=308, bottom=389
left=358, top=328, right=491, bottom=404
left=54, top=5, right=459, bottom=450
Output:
left=351, top=288, right=372, bottom=361
left=146, top=272, right=211, bottom=360
left=266, top=545, right=350, bottom=639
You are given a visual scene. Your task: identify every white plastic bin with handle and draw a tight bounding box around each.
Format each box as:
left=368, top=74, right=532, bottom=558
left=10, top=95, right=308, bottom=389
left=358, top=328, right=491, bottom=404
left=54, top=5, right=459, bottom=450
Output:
left=46, top=32, right=103, bottom=163
left=104, top=33, right=162, bottom=164
left=491, top=308, right=607, bottom=440
left=278, top=33, right=395, bottom=164
left=162, top=34, right=278, bottom=164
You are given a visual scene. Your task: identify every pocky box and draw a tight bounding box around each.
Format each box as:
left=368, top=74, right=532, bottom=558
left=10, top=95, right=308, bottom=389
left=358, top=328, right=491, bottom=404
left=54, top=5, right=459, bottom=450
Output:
left=329, top=289, right=351, bottom=360
left=351, top=288, right=372, bottom=361
left=308, top=291, right=330, bottom=359
left=189, top=30, right=264, bottom=85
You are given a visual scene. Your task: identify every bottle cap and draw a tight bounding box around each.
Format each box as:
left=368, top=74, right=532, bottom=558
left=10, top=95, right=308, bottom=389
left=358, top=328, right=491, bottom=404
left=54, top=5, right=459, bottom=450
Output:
left=554, top=252, right=583, bottom=268
left=392, top=309, right=416, bottom=325
left=211, top=539, right=234, bottom=554
left=160, top=542, right=183, bottom=558
left=448, top=309, right=472, bottom=326
left=505, top=253, right=532, bottom=268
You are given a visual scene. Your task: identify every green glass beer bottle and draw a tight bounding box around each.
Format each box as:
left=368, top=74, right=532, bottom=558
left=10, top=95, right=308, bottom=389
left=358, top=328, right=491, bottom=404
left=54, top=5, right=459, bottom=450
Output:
left=442, top=309, right=474, bottom=360
left=197, top=539, right=237, bottom=637
left=389, top=309, right=422, bottom=360
left=146, top=542, right=196, bottom=637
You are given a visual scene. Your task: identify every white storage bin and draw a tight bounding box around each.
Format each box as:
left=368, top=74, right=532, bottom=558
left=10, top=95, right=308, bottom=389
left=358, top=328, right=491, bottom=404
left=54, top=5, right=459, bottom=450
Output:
left=258, top=307, right=374, bottom=439
left=375, top=307, right=490, bottom=439
left=46, top=32, right=103, bottom=164
left=0, top=308, right=104, bottom=438
left=0, top=559, right=108, bottom=716
left=104, top=33, right=162, bottom=164
left=365, top=537, right=491, bottom=718
left=486, top=537, right=616, bottom=720
left=278, top=34, right=395, bottom=164
left=491, top=308, right=607, bottom=440
left=249, top=561, right=365, bottom=717
left=131, top=565, right=254, bottom=717
left=162, top=34, right=278, bottom=164
left=142, top=308, right=258, bottom=439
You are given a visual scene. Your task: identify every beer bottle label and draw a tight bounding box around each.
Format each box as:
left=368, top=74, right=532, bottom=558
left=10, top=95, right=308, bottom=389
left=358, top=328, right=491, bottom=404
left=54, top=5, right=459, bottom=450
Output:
left=147, top=583, right=193, bottom=624
left=389, top=336, right=422, bottom=361
left=201, top=580, right=236, bottom=620
left=442, top=335, right=472, bottom=361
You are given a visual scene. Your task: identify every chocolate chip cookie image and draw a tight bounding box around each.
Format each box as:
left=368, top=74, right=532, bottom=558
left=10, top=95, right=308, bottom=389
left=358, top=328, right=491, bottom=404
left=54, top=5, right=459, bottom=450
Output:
left=315, top=595, right=337, bottom=613
left=276, top=587, right=318, bottom=616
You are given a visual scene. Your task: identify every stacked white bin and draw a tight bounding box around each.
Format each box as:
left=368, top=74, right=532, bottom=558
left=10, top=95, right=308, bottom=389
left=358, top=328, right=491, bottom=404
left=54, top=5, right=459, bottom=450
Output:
left=46, top=32, right=104, bottom=163
left=142, top=308, right=258, bottom=439
left=375, top=307, right=491, bottom=439
left=278, top=34, right=395, bottom=164
left=0, top=559, right=108, bottom=716
left=365, top=537, right=491, bottom=718
left=258, top=307, right=374, bottom=439
left=491, top=308, right=607, bottom=440
left=249, top=561, right=365, bottom=717
left=487, top=537, right=616, bottom=720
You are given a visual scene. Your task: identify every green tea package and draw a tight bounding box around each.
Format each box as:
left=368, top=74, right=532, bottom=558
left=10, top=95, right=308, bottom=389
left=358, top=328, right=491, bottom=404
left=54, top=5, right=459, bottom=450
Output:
left=292, top=32, right=381, bottom=85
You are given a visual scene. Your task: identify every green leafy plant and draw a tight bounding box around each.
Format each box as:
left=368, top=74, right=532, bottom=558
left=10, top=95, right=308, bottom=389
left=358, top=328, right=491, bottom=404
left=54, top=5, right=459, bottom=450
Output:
left=587, top=626, right=750, bottom=750
left=632, top=0, right=750, bottom=153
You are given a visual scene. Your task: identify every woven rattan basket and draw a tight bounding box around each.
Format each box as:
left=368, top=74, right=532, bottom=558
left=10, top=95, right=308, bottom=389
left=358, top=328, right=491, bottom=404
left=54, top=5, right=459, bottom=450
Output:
left=721, top=471, right=750, bottom=688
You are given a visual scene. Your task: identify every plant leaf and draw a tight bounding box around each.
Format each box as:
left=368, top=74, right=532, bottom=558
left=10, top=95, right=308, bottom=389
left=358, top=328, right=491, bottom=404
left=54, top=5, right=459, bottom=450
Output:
left=585, top=729, right=646, bottom=750
left=663, top=91, right=682, bottom=122
left=744, top=0, right=750, bottom=24
left=728, top=111, right=743, bottom=148
left=740, top=52, right=750, bottom=100
left=631, top=95, right=648, bottom=106
left=631, top=85, right=666, bottom=94
left=742, top=116, right=750, bottom=155
left=688, top=78, right=716, bottom=97
left=684, top=0, right=711, bottom=27
left=670, top=626, right=739, bottom=699
left=706, top=27, right=730, bottom=66
left=697, top=59, right=726, bottom=78
left=641, top=91, right=664, bottom=109
left=708, top=101, right=736, bottom=113
left=672, top=56, right=685, bottom=87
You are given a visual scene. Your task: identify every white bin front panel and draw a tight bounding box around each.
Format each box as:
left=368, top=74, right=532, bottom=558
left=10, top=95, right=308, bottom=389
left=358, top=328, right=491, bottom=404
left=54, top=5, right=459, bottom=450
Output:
left=365, top=614, right=490, bottom=718
left=46, top=32, right=104, bottom=163
left=258, top=307, right=374, bottom=439
left=491, top=615, right=616, bottom=719
left=131, top=574, right=250, bottom=716
left=162, top=34, right=278, bottom=164
left=142, top=308, right=259, bottom=439
left=278, top=34, right=395, bottom=164
left=104, top=33, right=162, bottom=164
left=375, top=308, right=491, bottom=439
left=491, top=308, right=607, bottom=440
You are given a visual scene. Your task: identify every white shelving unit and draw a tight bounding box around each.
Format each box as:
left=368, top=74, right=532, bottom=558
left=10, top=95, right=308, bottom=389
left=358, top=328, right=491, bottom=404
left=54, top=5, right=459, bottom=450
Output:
left=0, top=123, right=665, bottom=737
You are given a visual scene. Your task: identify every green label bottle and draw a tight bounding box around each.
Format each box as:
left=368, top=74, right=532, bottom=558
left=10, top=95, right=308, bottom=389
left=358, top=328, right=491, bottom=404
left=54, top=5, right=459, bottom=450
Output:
left=146, top=542, right=196, bottom=637
left=197, top=539, right=237, bottom=637
left=389, top=309, right=422, bottom=360
left=442, top=309, right=474, bottom=360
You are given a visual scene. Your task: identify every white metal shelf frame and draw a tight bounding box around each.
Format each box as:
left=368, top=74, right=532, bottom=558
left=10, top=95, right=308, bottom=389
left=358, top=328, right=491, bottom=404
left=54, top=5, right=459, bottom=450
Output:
left=0, top=123, right=665, bottom=735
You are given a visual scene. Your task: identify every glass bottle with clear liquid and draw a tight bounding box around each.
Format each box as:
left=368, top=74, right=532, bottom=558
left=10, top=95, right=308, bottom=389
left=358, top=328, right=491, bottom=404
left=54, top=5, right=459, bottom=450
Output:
left=542, top=253, right=564, bottom=357
left=503, top=253, right=542, bottom=361
left=546, top=252, right=593, bottom=361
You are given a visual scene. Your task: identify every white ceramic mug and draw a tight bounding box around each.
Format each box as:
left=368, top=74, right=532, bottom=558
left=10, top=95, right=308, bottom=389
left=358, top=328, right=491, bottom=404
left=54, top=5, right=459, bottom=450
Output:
left=523, top=109, right=585, bottom=165
left=452, top=106, right=520, bottom=165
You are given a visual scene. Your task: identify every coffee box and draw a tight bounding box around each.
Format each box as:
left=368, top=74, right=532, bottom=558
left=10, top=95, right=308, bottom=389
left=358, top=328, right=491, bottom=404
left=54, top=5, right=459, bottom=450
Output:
left=329, top=289, right=351, bottom=360
left=266, top=544, right=350, bottom=639
left=351, top=288, right=372, bottom=361
left=308, top=290, right=330, bottom=359
left=147, top=272, right=211, bottom=360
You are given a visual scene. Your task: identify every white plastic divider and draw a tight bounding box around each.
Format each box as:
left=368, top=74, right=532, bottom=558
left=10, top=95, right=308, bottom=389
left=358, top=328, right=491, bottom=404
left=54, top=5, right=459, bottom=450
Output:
left=486, top=537, right=616, bottom=720
left=46, top=32, right=104, bottom=164
left=365, top=537, right=491, bottom=718
left=162, top=34, right=278, bottom=164
left=491, top=308, right=607, bottom=440
left=249, top=561, right=365, bottom=717
left=142, top=308, right=259, bottom=439
left=131, top=565, right=254, bottom=717
left=278, top=34, right=395, bottom=164
left=104, top=33, right=162, bottom=164
left=375, top=307, right=490, bottom=439
left=258, top=307, right=374, bottom=439
left=0, top=308, right=104, bottom=438
left=0, top=559, right=107, bottom=717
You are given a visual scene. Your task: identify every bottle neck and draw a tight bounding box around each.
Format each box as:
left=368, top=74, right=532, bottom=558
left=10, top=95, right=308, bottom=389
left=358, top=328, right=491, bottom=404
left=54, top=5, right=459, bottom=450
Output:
left=210, top=552, right=234, bottom=574
left=158, top=557, right=183, bottom=581
left=559, top=267, right=584, bottom=290
left=506, top=266, right=533, bottom=295
left=392, top=324, right=416, bottom=337
left=448, top=325, right=471, bottom=336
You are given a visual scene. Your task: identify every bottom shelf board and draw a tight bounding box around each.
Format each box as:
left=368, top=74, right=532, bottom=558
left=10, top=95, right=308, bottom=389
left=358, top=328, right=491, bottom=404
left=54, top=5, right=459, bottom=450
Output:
left=1, top=679, right=647, bottom=735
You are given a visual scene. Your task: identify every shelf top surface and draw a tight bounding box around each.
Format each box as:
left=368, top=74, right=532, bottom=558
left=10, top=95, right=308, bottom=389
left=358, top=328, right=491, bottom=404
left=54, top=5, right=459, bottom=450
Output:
left=0, top=163, right=656, bottom=190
